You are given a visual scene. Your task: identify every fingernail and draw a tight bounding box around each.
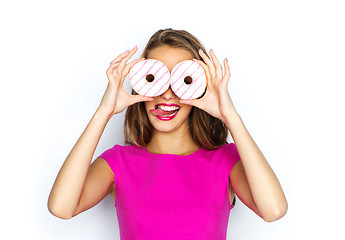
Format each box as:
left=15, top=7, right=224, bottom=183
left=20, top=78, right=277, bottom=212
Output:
left=199, top=49, right=204, bottom=53
left=225, top=58, right=228, bottom=62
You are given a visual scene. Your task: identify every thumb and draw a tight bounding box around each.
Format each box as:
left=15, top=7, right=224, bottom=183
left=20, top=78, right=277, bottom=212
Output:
left=179, top=99, right=201, bottom=108
left=130, top=94, right=154, bottom=105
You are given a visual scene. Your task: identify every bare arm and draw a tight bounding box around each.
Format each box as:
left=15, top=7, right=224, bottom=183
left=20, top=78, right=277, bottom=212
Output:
left=227, top=113, right=288, bottom=222
left=71, top=157, right=114, bottom=218
left=47, top=46, right=153, bottom=219
left=182, top=49, right=287, bottom=222
left=47, top=110, right=112, bottom=219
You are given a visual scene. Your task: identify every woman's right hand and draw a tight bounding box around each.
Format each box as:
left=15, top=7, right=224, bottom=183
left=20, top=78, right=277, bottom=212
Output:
left=97, top=46, right=153, bottom=117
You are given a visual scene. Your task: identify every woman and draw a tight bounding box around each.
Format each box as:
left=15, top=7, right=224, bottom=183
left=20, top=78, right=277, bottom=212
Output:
left=48, top=29, right=287, bottom=239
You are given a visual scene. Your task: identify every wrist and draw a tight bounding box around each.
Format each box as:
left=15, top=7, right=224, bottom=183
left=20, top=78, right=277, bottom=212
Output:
left=223, top=111, right=242, bottom=128
left=223, top=109, right=240, bottom=121
left=95, top=107, right=113, bottom=121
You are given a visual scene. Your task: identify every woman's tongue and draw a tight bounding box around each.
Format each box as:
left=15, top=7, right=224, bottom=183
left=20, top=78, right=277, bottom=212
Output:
left=150, top=108, right=177, bottom=116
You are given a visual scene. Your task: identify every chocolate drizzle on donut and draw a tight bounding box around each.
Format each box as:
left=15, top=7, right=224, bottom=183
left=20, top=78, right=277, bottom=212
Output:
left=146, top=74, right=155, bottom=82
left=184, top=76, right=193, bottom=85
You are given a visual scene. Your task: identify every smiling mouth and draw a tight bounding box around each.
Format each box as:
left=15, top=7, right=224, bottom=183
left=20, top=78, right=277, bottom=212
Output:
left=150, top=104, right=181, bottom=117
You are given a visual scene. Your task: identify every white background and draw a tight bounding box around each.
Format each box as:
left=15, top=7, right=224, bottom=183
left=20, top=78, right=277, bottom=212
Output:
left=1, top=0, right=344, bottom=239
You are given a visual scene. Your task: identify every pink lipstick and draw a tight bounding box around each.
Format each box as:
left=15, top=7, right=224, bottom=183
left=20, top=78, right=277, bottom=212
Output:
left=150, top=103, right=181, bottom=121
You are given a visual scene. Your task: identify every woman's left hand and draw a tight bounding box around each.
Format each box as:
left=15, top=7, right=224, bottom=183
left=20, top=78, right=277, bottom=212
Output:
left=179, top=49, right=237, bottom=123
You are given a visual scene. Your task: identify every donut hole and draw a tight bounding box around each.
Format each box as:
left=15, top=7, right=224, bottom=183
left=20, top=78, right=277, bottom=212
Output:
left=146, top=74, right=155, bottom=82
left=184, top=76, right=193, bottom=85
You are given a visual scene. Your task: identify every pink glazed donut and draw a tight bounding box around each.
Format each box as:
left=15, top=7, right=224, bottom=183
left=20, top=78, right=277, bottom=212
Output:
left=170, top=60, right=207, bottom=100
left=129, top=59, right=170, bottom=97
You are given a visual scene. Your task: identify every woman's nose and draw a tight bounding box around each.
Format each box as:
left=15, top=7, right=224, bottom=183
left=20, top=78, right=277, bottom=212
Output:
left=160, top=86, right=177, bottom=100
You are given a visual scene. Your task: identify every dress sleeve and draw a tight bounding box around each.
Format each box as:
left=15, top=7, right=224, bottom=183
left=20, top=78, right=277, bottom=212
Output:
left=226, top=143, right=241, bottom=175
left=98, top=144, right=119, bottom=187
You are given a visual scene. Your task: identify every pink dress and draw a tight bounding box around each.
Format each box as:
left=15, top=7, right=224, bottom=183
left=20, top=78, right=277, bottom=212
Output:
left=98, top=143, right=240, bottom=240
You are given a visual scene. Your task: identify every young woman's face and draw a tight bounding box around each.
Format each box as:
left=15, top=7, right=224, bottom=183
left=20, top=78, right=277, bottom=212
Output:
left=144, top=45, right=194, bottom=133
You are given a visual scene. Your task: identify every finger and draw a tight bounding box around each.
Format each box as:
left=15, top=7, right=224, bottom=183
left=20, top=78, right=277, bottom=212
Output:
left=108, top=51, right=130, bottom=77
left=119, top=58, right=145, bottom=85
left=129, top=94, right=154, bottom=105
left=106, top=61, right=121, bottom=79
left=122, top=58, right=145, bottom=77
left=179, top=98, right=202, bottom=109
left=199, top=49, right=216, bottom=78
left=123, top=45, right=138, bottom=62
left=118, top=46, right=138, bottom=72
left=223, top=58, right=231, bottom=85
left=107, top=60, right=120, bottom=71
left=106, top=49, right=134, bottom=83
left=110, top=50, right=130, bottom=64
left=209, top=49, right=223, bottom=79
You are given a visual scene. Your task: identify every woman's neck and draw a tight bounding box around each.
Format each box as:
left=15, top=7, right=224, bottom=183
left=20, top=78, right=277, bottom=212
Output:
left=146, top=129, right=200, bottom=156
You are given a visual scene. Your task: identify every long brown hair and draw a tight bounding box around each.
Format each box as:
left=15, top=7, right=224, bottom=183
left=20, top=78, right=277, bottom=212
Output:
left=124, top=28, right=229, bottom=150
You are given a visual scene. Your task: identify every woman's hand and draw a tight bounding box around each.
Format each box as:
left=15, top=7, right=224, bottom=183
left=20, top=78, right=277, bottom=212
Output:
left=97, top=46, right=153, bottom=117
left=179, top=49, right=237, bottom=123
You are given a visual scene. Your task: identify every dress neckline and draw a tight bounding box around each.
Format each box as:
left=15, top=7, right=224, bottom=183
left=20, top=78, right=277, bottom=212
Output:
left=140, top=145, right=205, bottom=157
